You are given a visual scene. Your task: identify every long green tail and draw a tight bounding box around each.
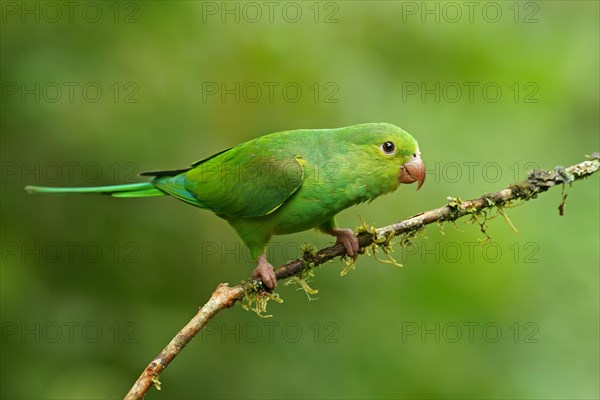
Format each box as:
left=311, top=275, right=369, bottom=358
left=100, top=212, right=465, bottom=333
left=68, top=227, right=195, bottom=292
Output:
left=24, top=182, right=165, bottom=198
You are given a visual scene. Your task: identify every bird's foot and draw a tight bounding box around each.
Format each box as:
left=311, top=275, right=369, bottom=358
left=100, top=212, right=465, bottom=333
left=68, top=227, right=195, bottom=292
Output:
left=330, top=228, right=359, bottom=257
left=252, top=255, right=277, bottom=290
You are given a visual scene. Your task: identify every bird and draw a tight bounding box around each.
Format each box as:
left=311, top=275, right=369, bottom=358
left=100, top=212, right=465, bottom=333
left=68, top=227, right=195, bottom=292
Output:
left=25, top=122, right=425, bottom=289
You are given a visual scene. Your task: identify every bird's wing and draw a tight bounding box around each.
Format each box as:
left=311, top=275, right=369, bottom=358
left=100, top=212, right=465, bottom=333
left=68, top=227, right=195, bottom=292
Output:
left=151, top=173, right=208, bottom=208
left=139, top=147, right=233, bottom=177
left=138, top=148, right=236, bottom=209
left=184, top=145, right=304, bottom=218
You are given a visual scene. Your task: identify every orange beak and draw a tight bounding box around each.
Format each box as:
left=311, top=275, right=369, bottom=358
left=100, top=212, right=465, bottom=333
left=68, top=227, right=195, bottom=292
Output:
left=399, top=154, right=426, bottom=190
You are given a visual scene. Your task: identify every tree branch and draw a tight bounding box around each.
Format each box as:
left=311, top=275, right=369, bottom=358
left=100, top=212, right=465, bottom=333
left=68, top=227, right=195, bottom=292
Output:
left=124, top=155, right=599, bottom=400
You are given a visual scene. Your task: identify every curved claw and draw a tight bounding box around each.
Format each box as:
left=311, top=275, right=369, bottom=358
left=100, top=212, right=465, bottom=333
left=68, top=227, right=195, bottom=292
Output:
left=252, top=255, right=277, bottom=290
left=330, top=228, right=359, bottom=257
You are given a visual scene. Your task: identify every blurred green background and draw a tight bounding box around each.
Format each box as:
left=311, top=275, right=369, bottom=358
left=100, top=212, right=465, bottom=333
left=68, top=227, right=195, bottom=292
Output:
left=1, top=1, right=599, bottom=399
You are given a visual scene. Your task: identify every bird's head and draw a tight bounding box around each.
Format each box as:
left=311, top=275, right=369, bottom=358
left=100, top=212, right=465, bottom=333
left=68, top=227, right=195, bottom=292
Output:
left=346, top=123, right=425, bottom=192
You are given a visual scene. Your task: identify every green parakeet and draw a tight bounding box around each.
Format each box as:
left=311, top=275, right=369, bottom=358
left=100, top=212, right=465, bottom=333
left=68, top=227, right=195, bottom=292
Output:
left=26, top=123, right=425, bottom=289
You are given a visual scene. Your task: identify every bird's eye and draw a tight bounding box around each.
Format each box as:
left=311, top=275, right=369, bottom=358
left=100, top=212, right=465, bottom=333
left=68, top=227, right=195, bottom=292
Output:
left=381, top=141, right=395, bottom=155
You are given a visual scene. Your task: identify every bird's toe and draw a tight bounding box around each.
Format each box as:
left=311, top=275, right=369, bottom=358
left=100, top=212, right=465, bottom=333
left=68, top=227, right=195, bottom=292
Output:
left=253, top=258, right=277, bottom=290
left=332, top=228, right=359, bottom=257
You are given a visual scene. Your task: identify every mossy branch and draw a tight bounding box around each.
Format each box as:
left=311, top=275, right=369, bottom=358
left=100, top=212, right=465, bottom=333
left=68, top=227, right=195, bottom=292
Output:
left=124, top=154, right=599, bottom=400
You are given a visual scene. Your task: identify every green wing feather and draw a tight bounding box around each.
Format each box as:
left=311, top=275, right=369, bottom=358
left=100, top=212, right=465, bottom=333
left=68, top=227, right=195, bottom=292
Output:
left=150, top=174, right=207, bottom=208
left=138, top=148, right=236, bottom=208
left=184, top=142, right=304, bottom=218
